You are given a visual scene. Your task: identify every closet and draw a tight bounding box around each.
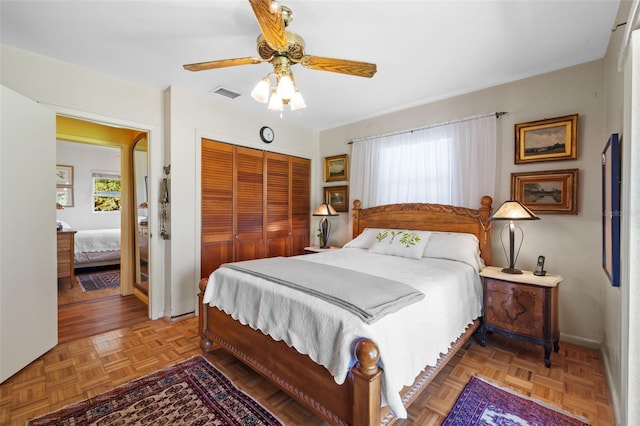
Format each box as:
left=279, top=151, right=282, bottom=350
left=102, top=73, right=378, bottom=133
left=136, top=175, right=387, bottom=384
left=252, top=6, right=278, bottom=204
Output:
left=201, top=139, right=311, bottom=278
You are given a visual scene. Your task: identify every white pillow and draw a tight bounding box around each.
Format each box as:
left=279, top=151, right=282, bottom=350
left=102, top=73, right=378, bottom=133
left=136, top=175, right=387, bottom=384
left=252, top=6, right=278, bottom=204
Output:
left=343, top=228, right=387, bottom=249
left=368, top=229, right=430, bottom=260
left=422, top=232, right=485, bottom=271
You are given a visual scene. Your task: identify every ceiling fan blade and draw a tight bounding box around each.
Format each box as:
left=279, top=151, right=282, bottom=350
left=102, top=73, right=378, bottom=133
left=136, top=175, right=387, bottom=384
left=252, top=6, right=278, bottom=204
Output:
left=183, top=57, right=264, bottom=72
left=300, top=56, right=377, bottom=78
left=249, top=0, right=288, bottom=51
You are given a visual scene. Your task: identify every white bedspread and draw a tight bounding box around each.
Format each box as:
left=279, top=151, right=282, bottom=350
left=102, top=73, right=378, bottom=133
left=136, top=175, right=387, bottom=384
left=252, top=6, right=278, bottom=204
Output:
left=74, top=229, right=120, bottom=253
left=203, top=248, right=482, bottom=419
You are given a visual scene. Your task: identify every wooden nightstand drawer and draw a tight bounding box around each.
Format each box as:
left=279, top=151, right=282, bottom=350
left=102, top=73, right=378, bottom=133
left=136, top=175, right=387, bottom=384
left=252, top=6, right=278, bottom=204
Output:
left=484, top=278, right=544, bottom=337
left=57, top=237, right=72, bottom=252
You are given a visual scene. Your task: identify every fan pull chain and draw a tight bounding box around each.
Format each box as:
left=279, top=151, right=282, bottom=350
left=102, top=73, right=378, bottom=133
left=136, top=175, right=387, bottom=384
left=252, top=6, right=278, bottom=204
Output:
left=478, top=217, right=492, bottom=246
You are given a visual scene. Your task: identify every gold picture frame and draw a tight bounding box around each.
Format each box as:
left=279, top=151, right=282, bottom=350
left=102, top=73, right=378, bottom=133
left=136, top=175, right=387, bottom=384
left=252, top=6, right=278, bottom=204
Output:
left=511, top=168, right=579, bottom=215
left=324, top=185, right=348, bottom=212
left=515, top=114, right=578, bottom=164
left=324, top=154, right=348, bottom=182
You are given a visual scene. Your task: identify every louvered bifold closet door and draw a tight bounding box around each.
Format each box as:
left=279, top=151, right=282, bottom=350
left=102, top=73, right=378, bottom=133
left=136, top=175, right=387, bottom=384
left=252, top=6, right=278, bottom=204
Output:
left=234, top=146, right=265, bottom=261
left=290, top=156, right=311, bottom=255
left=201, top=139, right=234, bottom=278
left=265, top=152, right=291, bottom=257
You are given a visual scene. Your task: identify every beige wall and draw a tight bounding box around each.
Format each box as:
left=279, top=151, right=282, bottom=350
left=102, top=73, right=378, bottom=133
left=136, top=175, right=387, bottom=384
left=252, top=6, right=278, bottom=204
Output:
left=0, top=44, right=166, bottom=318
left=601, top=1, right=632, bottom=421
left=320, top=60, right=606, bottom=348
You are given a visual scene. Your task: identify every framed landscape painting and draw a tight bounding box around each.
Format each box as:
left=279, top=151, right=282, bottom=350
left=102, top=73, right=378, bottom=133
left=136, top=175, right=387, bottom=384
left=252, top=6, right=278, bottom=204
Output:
left=324, top=185, right=348, bottom=212
left=324, top=154, right=348, bottom=182
left=515, top=114, right=578, bottom=164
left=511, top=169, right=579, bottom=214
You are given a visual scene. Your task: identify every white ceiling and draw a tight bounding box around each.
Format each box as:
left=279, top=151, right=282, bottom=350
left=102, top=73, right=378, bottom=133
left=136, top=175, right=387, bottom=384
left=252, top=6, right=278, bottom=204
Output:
left=0, top=0, right=621, bottom=131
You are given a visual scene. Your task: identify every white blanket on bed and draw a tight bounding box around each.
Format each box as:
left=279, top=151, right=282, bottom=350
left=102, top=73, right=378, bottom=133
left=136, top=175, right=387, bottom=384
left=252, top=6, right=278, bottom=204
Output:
left=74, top=229, right=120, bottom=253
left=203, top=248, right=482, bottom=419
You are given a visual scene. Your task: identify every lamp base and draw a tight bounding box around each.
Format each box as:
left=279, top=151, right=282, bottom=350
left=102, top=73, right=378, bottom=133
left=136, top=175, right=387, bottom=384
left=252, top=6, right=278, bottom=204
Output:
left=501, top=267, right=523, bottom=274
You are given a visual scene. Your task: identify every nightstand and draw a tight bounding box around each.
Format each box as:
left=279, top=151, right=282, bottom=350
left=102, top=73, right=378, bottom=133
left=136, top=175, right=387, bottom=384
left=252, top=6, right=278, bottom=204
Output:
left=480, top=266, right=562, bottom=368
left=57, top=230, right=77, bottom=288
left=303, top=246, right=340, bottom=254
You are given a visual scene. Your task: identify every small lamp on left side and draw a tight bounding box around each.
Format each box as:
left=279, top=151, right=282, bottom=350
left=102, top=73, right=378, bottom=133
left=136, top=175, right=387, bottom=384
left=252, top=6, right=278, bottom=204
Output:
left=313, top=203, right=338, bottom=249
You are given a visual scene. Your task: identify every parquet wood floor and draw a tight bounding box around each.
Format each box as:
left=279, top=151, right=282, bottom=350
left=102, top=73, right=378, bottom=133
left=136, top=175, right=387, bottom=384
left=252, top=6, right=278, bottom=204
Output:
left=1, top=296, right=615, bottom=425
left=58, top=294, right=149, bottom=344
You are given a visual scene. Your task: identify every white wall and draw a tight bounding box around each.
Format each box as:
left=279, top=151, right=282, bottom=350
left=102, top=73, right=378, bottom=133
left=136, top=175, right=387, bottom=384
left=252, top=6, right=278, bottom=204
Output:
left=320, top=60, right=606, bottom=348
left=164, top=85, right=319, bottom=317
left=56, top=141, right=121, bottom=230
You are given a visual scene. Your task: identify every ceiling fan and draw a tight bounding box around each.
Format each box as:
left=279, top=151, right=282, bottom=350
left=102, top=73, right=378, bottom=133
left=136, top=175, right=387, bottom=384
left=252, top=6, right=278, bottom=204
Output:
left=183, top=0, right=377, bottom=111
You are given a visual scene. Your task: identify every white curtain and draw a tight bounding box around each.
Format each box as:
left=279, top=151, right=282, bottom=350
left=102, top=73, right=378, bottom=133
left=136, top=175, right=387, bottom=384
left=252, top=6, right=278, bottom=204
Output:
left=350, top=114, right=497, bottom=209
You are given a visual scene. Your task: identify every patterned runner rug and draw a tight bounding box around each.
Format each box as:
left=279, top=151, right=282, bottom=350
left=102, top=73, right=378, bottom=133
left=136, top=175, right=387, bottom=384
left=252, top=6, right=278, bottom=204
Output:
left=77, top=269, right=120, bottom=292
left=26, top=355, right=283, bottom=425
left=443, top=376, right=590, bottom=425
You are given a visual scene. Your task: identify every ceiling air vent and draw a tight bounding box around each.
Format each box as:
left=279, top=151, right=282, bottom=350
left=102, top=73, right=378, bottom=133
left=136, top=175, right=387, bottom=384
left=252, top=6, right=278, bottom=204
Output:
left=210, top=86, right=241, bottom=100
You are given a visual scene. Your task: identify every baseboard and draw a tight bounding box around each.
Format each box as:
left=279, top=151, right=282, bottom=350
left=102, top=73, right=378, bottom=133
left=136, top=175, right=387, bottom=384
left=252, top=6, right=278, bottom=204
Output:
left=601, top=347, right=622, bottom=425
left=559, top=332, right=600, bottom=349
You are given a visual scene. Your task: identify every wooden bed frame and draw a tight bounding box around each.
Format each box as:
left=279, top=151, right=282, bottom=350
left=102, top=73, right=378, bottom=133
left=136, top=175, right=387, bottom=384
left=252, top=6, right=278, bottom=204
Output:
left=197, top=196, right=493, bottom=425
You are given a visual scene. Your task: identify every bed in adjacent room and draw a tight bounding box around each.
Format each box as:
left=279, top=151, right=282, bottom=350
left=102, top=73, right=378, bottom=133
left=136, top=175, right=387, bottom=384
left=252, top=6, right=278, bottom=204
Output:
left=73, top=228, right=121, bottom=268
left=58, top=222, right=121, bottom=269
left=198, top=196, right=493, bottom=425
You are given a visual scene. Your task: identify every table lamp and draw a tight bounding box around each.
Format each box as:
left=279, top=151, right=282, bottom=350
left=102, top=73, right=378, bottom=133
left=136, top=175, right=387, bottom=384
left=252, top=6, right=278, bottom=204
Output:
left=489, top=200, right=540, bottom=274
left=313, top=203, right=338, bottom=248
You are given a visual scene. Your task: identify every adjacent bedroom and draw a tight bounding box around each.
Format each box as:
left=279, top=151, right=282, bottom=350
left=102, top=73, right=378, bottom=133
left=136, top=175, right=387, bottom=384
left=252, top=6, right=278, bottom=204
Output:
left=55, top=117, right=150, bottom=341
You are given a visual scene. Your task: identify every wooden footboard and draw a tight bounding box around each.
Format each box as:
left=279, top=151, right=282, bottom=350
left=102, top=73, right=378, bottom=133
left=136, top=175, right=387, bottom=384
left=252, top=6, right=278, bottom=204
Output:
left=199, top=279, right=479, bottom=425
left=198, top=279, right=381, bottom=425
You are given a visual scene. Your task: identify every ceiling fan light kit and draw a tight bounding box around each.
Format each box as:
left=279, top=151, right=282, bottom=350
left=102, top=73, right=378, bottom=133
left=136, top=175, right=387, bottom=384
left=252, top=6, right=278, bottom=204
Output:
left=267, top=89, right=284, bottom=111
left=250, top=77, right=271, bottom=103
left=183, top=0, right=376, bottom=113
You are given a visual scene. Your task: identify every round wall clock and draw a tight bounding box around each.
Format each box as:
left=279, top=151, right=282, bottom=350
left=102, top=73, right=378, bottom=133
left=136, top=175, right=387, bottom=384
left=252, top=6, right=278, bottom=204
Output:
left=259, top=126, right=274, bottom=143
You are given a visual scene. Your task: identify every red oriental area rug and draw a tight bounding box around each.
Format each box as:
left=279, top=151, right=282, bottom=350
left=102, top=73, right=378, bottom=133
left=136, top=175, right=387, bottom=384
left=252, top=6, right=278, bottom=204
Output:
left=443, top=376, right=590, bottom=425
left=26, top=355, right=283, bottom=426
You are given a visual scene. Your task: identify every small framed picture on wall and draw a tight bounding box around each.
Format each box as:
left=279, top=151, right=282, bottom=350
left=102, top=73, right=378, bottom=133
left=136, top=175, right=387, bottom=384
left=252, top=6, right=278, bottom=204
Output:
left=324, top=185, right=348, bottom=212
left=324, top=154, right=348, bottom=182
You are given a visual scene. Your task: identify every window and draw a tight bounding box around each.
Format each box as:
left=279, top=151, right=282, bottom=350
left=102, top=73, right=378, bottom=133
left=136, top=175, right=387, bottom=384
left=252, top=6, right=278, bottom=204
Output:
left=350, top=114, right=497, bottom=209
left=92, top=172, right=121, bottom=212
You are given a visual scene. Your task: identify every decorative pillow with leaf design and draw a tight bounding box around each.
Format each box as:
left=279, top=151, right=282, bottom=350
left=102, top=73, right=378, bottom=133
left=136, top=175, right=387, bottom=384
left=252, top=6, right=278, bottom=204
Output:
left=343, top=228, right=386, bottom=249
left=368, top=229, right=430, bottom=259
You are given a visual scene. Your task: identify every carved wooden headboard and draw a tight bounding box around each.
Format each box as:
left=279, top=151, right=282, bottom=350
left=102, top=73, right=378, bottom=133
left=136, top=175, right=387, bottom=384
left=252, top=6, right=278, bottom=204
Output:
left=352, top=196, right=493, bottom=266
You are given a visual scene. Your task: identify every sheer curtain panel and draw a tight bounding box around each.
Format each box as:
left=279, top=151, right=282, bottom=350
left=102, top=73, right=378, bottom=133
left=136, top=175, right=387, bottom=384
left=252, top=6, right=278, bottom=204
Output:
left=350, top=114, right=496, bottom=209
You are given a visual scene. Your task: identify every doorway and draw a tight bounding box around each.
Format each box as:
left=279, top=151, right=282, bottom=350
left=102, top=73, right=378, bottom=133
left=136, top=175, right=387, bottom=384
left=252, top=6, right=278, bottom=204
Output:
left=55, top=115, right=149, bottom=338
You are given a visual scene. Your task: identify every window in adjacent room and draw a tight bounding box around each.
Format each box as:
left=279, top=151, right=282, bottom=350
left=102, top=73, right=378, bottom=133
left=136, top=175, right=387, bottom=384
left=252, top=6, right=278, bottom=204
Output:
left=92, top=171, right=121, bottom=212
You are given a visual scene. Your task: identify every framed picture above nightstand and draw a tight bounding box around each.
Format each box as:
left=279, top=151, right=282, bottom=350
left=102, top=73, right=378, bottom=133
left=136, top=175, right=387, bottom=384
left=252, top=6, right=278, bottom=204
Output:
left=479, top=266, right=562, bottom=368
